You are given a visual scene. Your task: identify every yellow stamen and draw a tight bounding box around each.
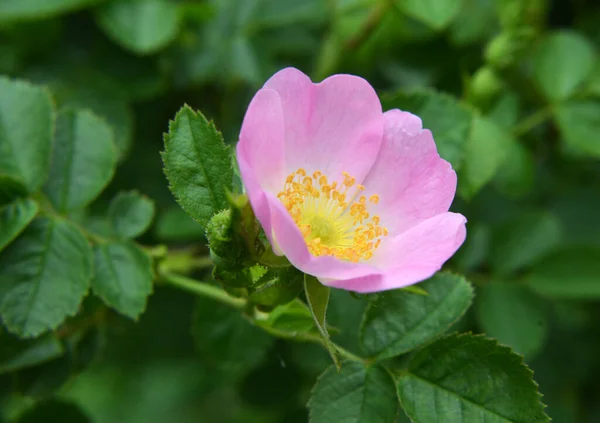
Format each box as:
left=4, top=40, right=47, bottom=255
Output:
left=276, top=168, right=388, bottom=262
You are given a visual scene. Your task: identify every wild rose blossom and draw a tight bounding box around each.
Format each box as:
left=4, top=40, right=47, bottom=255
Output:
left=236, top=68, right=466, bottom=293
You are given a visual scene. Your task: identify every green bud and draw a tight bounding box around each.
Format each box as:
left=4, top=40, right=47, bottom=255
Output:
left=469, top=67, right=503, bottom=105
left=485, top=28, right=537, bottom=69
left=206, top=209, right=253, bottom=270
left=249, top=267, right=304, bottom=309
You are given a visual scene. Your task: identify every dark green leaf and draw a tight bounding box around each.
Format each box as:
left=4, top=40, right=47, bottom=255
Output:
left=526, top=247, right=600, bottom=298
left=108, top=191, right=155, bottom=239
left=304, top=275, right=339, bottom=367
left=532, top=31, right=597, bottom=102
left=255, top=299, right=318, bottom=339
left=0, top=0, right=102, bottom=22
left=493, top=141, right=534, bottom=199
left=490, top=211, right=562, bottom=275
left=0, top=175, right=29, bottom=206
left=554, top=100, right=600, bottom=159
left=162, top=105, right=233, bottom=228
left=0, top=198, right=38, bottom=252
left=0, top=217, right=93, bottom=337
left=17, top=399, right=90, bottom=422
left=382, top=89, right=472, bottom=170
left=397, top=334, right=549, bottom=423
left=360, top=272, right=473, bottom=360
left=0, top=76, right=53, bottom=192
left=397, top=0, right=462, bottom=30
left=476, top=281, right=547, bottom=358
left=92, top=241, right=153, bottom=319
left=96, top=0, right=181, bottom=55
left=0, top=332, right=64, bottom=374
left=154, top=206, right=205, bottom=242
left=453, top=222, right=491, bottom=272
left=249, top=267, right=303, bottom=307
left=309, top=362, right=398, bottom=423
left=44, top=109, right=117, bottom=212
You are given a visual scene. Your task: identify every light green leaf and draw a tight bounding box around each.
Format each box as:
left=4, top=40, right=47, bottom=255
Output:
left=92, top=241, right=153, bottom=319
left=490, top=211, right=562, bottom=275
left=526, top=247, right=600, bottom=298
left=0, top=76, right=53, bottom=192
left=304, top=275, right=339, bottom=367
left=108, top=191, right=155, bottom=239
left=0, top=217, right=93, bottom=337
left=554, top=100, right=600, bottom=159
left=162, top=105, right=233, bottom=228
left=397, top=0, right=462, bottom=30
left=0, top=332, right=64, bottom=374
left=44, top=109, right=117, bottom=212
left=17, top=399, right=90, bottom=423
left=533, top=31, right=597, bottom=102
left=0, top=0, right=103, bottom=22
left=493, top=140, right=534, bottom=199
left=397, top=334, right=549, bottom=423
left=0, top=198, right=38, bottom=252
left=360, top=272, right=473, bottom=360
left=382, top=89, right=472, bottom=170
left=192, top=296, right=273, bottom=379
left=449, top=0, right=497, bottom=46
left=476, top=281, right=547, bottom=358
left=255, top=299, right=319, bottom=340
left=308, top=362, right=398, bottom=423
left=96, top=0, right=181, bottom=55
left=458, top=116, right=512, bottom=199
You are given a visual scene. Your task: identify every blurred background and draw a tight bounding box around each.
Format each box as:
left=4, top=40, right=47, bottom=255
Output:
left=1, top=0, right=600, bottom=422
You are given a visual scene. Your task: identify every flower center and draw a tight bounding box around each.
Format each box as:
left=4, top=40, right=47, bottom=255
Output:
left=277, top=168, right=388, bottom=262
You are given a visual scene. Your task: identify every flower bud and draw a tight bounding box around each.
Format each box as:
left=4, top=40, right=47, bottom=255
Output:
left=206, top=209, right=253, bottom=271
left=485, top=28, right=537, bottom=69
left=469, top=67, right=503, bottom=105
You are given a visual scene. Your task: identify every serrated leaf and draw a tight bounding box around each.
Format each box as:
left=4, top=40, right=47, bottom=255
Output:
left=476, top=281, right=547, bottom=358
left=532, top=31, right=597, bottom=102
left=525, top=246, right=600, bottom=298
left=458, top=116, right=512, bottom=199
left=17, top=399, right=90, bottom=423
left=360, top=272, right=473, bottom=360
left=44, top=109, right=117, bottom=212
left=397, top=0, right=462, bottom=30
left=108, top=191, right=155, bottom=239
left=397, top=334, right=549, bottom=423
left=490, top=211, right=562, bottom=275
left=0, top=332, right=64, bottom=374
left=308, top=362, right=398, bottom=423
left=0, top=198, right=38, bottom=252
left=95, top=0, right=181, bottom=55
left=0, top=76, right=53, bottom=192
left=192, top=296, right=273, bottom=380
left=0, top=217, right=93, bottom=337
left=382, top=90, right=472, bottom=170
left=92, top=241, right=153, bottom=319
left=162, top=105, right=233, bottom=228
left=304, top=275, right=340, bottom=368
left=0, top=0, right=103, bottom=22
left=554, top=100, right=600, bottom=159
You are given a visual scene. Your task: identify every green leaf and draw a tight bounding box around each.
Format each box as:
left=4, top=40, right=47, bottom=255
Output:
left=526, top=247, right=600, bottom=298
left=255, top=299, right=319, bottom=340
left=304, top=275, right=339, bottom=368
left=382, top=89, right=472, bottom=170
left=458, top=116, right=512, bottom=199
left=493, top=141, right=534, bottom=199
left=308, top=362, right=398, bottom=423
left=44, top=109, right=117, bottom=212
left=0, top=198, right=38, bottom=252
left=397, top=0, right=462, bottom=30
left=490, top=211, right=562, bottom=275
left=554, top=100, right=600, bottom=159
left=397, top=334, right=549, bottom=423
left=0, top=76, right=53, bottom=192
left=360, top=272, right=473, bottom=360
left=96, top=0, right=181, bottom=55
left=92, top=241, right=153, bottom=319
left=108, top=191, right=155, bottom=239
left=192, top=296, right=273, bottom=379
left=0, top=175, right=29, bottom=206
left=0, top=332, right=64, bottom=374
left=162, top=105, right=233, bottom=228
left=453, top=222, right=491, bottom=272
left=249, top=267, right=303, bottom=308
left=532, top=31, right=597, bottom=102
left=17, top=399, right=90, bottom=423
left=0, top=0, right=102, bottom=22
left=0, top=217, right=93, bottom=337
left=154, top=206, right=205, bottom=242
left=476, top=281, right=547, bottom=358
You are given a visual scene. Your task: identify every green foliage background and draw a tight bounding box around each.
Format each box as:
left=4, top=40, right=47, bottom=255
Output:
left=1, top=0, right=600, bottom=422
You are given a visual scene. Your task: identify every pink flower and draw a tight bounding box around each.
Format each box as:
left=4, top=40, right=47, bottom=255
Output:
left=236, top=68, right=466, bottom=293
